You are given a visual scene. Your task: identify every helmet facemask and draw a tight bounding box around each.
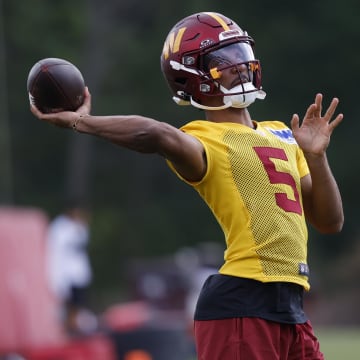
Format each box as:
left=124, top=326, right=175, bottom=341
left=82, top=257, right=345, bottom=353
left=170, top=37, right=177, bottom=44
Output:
left=192, top=42, right=266, bottom=110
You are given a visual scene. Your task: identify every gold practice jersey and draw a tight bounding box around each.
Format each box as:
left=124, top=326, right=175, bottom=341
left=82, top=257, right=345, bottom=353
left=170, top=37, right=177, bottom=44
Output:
left=167, top=120, right=311, bottom=290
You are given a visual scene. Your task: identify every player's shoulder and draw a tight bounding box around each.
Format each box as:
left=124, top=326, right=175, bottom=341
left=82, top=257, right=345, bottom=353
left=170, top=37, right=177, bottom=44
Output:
left=258, top=120, right=290, bottom=130
left=180, top=120, right=221, bottom=135
left=181, top=119, right=211, bottom=129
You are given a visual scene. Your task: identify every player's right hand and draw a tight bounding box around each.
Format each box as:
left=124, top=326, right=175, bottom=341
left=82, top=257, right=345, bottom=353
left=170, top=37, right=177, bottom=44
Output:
left=30, top=87, right=92, bottom=129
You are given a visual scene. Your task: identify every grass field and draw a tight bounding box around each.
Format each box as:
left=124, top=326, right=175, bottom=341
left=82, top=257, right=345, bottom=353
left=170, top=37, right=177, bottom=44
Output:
left=316, top=327, right=360, bottom=359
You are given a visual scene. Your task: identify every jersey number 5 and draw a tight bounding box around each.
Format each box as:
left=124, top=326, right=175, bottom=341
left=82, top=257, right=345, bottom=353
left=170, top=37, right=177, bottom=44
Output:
left=254, top=147, right=302, bottom=215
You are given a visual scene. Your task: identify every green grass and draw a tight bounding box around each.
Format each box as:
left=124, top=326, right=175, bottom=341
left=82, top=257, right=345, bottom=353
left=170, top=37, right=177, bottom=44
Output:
left=316, top=327, right=360, bottom=359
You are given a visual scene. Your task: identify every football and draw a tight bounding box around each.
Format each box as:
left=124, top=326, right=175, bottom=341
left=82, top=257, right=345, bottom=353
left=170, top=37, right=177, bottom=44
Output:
left=27, top=57, right=85, bottom=113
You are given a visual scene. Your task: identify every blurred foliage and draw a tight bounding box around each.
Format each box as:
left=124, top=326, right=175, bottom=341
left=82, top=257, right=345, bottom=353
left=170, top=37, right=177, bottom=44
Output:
left=1, top=0, right=359, bottom=310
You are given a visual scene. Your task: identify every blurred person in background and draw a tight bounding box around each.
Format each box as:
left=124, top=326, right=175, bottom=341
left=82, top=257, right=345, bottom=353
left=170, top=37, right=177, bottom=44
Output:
left=32, top=11, right=344, bottom=360
left=46, top=203, right=96, bottom=336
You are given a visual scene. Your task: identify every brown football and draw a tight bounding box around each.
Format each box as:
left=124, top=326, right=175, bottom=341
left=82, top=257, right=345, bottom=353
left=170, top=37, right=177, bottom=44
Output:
left=27, top=58, right=85, bottom=113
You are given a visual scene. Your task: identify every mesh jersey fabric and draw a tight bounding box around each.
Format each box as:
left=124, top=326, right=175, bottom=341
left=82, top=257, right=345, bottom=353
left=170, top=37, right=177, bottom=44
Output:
left=167, top=120, right=311, bottom=290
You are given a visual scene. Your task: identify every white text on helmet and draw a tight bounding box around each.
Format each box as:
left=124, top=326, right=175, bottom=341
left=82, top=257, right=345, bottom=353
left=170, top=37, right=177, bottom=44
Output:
left=219, top=29, right=246, bottom=41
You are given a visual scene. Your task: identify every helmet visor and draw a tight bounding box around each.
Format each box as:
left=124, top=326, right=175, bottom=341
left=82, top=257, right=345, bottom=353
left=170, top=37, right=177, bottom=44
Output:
left=201, top=42, right=255, bottom=72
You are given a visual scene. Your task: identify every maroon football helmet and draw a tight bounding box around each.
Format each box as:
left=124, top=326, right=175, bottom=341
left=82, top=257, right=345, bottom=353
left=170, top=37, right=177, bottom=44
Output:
left=160, top=12, right=266, bottom=110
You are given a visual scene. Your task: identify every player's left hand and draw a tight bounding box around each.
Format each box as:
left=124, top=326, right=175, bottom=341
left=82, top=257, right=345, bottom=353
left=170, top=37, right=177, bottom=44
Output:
left=290, top=93, right=343, bottom=156
left=30, top=87, right=91, bottom=129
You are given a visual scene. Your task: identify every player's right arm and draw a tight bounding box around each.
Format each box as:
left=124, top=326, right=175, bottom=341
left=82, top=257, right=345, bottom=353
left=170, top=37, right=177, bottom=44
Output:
left=78, top=114, right=206, bottom=182
left=30, top=87, right=207, bottom=183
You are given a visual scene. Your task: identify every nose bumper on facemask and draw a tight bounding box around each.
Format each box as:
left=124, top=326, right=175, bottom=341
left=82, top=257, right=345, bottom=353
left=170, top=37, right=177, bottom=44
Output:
left=221, top=82, right=266, bottom=109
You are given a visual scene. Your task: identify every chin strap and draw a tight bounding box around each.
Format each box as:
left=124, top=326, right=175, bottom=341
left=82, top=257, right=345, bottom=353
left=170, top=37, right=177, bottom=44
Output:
left=190, top=97, right=231, bottom=110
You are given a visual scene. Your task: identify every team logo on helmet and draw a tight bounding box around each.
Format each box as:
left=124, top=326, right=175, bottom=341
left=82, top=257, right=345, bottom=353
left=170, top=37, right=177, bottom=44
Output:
left=162, top=27, right=186, bottom=60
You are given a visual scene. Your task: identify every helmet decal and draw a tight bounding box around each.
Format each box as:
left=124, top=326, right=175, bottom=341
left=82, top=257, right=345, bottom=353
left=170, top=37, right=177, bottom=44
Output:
left=162, top=27, right=186, bottom=60
left=199, top=39, right=215, bottom=49
left=204, top=12, right=231, bottom=31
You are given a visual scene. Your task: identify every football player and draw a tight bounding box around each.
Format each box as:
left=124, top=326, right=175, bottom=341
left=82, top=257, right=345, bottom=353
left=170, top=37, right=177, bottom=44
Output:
left=31, top=12, right=343, bottom=359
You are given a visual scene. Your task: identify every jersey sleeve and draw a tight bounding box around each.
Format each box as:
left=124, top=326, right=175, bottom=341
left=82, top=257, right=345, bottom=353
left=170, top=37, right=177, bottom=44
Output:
left=166, top=121, right=212, bottom=185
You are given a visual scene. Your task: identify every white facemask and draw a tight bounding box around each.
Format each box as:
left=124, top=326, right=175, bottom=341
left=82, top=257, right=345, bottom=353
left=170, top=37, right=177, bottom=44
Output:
left=220, top=82, right=266, bottom=109
left=189, top=82, right=266, bottom=110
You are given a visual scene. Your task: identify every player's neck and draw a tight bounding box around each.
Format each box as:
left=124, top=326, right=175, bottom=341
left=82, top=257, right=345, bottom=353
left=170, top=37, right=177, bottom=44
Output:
left=205, top=107, right=254, bottom=128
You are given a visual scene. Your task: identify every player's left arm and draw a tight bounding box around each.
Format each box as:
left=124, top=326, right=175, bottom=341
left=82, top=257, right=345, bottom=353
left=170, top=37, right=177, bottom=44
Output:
left=292, top=93, right=344, bottom=233
left=300, top=164, right=343, bottom=234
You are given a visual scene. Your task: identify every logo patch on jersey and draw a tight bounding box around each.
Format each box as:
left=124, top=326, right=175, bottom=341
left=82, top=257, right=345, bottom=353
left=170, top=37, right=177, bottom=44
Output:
left=299, top=263, right=310, bottom=277
left=266, top=128, right=297, bottom=144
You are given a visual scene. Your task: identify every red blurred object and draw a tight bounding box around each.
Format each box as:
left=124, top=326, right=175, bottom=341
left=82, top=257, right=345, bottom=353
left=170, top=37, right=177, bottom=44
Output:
left=0, top=207, right=65, bottom=354
left=124, top=349, right=152, bottom=360
left=0, top=207, right=117, bottom=360
left=22, top=335, right=116, bottom=360
left=102, top=301, right=152, bottom=332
